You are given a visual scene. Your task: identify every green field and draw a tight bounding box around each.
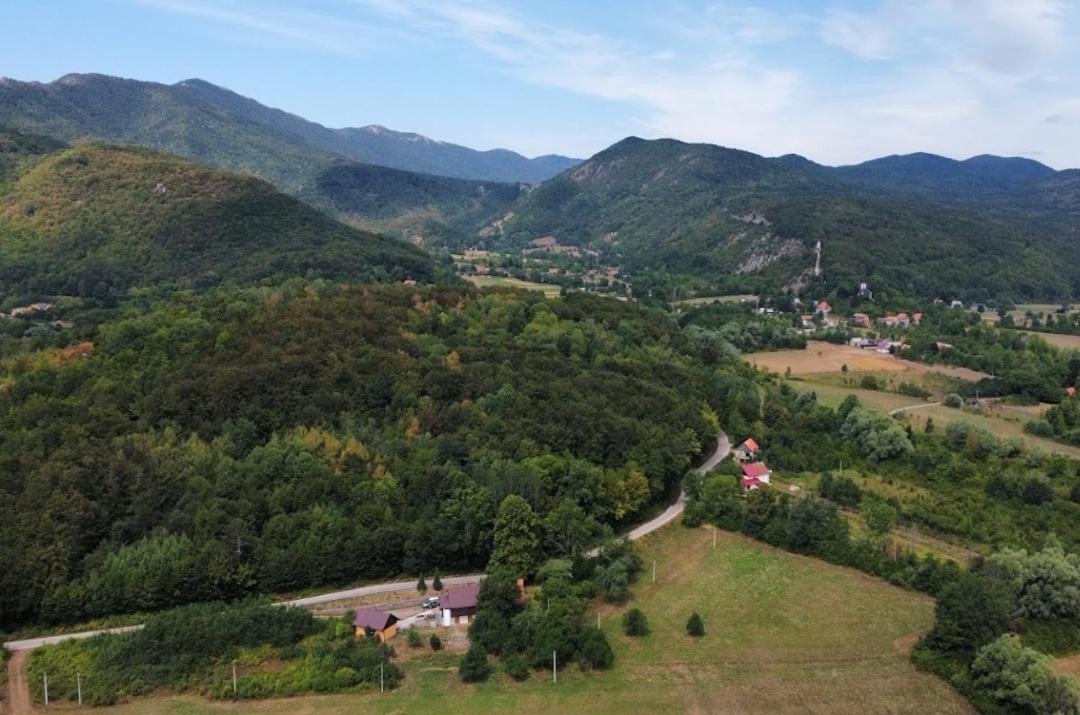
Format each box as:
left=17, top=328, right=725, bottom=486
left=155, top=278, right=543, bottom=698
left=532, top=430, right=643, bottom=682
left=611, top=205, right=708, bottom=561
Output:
left=464, top=275, right=562, bottom=298
left=90, top=526, right=968, bottom=715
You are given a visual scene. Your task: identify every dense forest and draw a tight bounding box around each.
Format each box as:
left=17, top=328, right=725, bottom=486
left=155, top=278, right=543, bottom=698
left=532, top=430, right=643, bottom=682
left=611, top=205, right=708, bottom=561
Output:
left=0, top=132, right=434, bottom=303
left=0, top=285, right=759, bottom=629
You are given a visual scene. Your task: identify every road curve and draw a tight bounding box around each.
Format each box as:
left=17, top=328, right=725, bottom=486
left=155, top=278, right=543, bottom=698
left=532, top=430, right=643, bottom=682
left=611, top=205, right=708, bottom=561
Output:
left=3, top=432, right=729, bottom=653
left=889, top=402, right=941, bottom=416
left=621, top=430, right=730, bottom=543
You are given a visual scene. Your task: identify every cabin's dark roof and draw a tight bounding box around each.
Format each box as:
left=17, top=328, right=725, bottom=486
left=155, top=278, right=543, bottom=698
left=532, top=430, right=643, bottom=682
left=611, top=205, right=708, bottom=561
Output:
left=352, top=608, right=398, bottom=632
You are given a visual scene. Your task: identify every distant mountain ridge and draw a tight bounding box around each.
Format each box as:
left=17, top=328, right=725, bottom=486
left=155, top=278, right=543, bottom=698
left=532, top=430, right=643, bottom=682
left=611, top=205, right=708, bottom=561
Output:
left=0, top=74, right=579, bottom=184
left=479, top=136, right=1079, bottom=301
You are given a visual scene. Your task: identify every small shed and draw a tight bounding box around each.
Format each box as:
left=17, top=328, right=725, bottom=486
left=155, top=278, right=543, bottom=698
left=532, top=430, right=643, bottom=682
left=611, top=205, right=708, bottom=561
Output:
left=733, top=438, right=762, bottom=462
left=353, top=608, right=399, bottom=642
left=441, top=583, right=480, bottom=626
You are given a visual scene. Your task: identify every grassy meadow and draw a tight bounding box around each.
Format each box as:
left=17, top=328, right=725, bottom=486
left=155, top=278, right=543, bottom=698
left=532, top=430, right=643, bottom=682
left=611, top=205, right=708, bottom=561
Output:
left=79, top=526, right=969, bottom=715
left=463, top=274, right=562, bottom=298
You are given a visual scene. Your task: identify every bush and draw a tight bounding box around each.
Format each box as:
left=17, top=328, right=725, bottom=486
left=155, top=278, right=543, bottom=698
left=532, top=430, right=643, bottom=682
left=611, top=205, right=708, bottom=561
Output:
left=622, top=608, right=649, bottom=637
left=501, top=652, right=531, bottom=681
left=406, top=628, right=422, bottom=648
left=429, top=634, right=442, bottom=651
left=926, top=573, right=1012, bottom=653
left=971, top=634, right=1079, bottom=715
left=898, top=382, right=931, bottom=399
left=459, top=644, right=492, bottom=683
left=944, top=393, right=963, bottom=408
left=578, top=628, right=614, bottom=670
left=860, top=375, right=882, bottom=391
left=686, top=613, right=704, bottom=637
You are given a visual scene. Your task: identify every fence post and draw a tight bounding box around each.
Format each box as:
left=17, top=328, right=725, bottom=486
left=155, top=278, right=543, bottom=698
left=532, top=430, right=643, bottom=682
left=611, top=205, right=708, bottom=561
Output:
left=77, top=672, right=82, bottom=706
left=232, top=663, right=237, bottom=695
left=553, top=650, right=557, bottom=683
left=44, top=672, right=49, bottom=706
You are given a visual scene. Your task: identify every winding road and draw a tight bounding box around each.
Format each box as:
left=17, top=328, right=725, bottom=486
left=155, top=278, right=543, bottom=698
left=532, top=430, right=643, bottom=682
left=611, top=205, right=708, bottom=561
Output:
left=2, top=431, right=729, bottom=710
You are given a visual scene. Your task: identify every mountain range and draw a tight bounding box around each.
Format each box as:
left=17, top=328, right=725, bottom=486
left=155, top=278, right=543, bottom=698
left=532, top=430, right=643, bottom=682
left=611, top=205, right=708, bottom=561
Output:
left=2, top=72, right=1079, bottom=302
left=0, top=128, right=432, bottom=301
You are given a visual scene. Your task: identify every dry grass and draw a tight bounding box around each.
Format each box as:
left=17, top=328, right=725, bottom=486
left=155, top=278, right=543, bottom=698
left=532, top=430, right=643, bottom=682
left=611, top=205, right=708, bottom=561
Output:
left=900, top=405, right=1080, bottom=459
left=1016, top=331, right=1080, bottom=351
left=747, top=342, right=989, bottom=381
left=85, top=527, right=971, bottom=715
left=463, top=275, right=562, bottom=298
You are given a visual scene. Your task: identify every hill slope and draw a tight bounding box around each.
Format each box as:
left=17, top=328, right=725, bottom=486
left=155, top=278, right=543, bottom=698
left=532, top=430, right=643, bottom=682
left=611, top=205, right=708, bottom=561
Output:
left=0, top=74, right=578, bottom=185
left=481, top=137, right=1077, bottom=300
left=0, top=136, right=433, bottom=298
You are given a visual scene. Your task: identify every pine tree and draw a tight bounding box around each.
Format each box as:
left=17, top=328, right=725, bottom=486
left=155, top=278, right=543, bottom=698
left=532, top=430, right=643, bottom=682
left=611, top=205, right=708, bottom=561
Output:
left=432, top=569, right=443, bottom=591
left=622, top=608, right=649, bottom=637
left=686, top=612, right=705, bottom=637
left=416, top=574, right=427, bottom=593
left=459, top=643, right=492, bottom=683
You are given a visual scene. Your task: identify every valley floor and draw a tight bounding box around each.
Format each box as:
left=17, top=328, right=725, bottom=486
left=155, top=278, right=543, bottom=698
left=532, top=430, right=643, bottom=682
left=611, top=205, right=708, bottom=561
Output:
left=38, top=526, right=971, bottom=715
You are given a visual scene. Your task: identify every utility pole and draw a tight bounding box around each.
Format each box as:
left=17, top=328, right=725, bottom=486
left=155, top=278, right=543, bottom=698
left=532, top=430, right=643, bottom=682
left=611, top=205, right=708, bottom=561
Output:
left=380, top=662, right=385, bottom=693
left=77, top=672, right=82, bottom=706
left=652, top=559, right=656, bottom=583
left=44, top=672, right=49, bottom=706
left=553, top=650, right=557, bottom=683
left=232, top=663, right=237, bottom=695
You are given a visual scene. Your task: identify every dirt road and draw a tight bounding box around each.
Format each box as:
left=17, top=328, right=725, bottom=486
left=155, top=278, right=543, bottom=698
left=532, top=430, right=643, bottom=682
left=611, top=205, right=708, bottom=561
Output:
left=5, top=650, right=31, bottom=714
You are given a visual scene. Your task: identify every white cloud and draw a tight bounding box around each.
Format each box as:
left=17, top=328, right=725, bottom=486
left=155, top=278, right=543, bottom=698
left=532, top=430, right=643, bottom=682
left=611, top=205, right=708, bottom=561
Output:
left=820, top=8, right=895, bottom=60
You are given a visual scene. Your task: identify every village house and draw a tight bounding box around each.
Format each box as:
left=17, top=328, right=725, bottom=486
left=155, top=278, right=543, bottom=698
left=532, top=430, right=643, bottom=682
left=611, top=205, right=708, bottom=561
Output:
left=1067, top=386, right=1077, bottom=398
left=801, top=314, right=815, bottom=329
left=912, top=312, right=923, bottom=325
left=740, top=462, right=772, bottom=491
left=896, top=312, right=911, bottom=327
left=816, top=301, right=832, bottom=316
left=879, top=313, right=899, bottom=328
left=850, top=337, right=874, bottom=349
left=935, top=341, right=954, bottom=352
left=950, top=300, right=964, bottom=309
left=852, top=312, right=871, bottom=327
left=732, top=438, right=762, bottom=462
left=441, top=583, right=480, bottom=626
left=353, top=608, right=399, bottom=642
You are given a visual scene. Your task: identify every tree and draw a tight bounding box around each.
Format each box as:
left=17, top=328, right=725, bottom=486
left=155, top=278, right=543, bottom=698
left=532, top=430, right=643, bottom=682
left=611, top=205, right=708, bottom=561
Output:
left=406, top=628, right=423, bottom=648
left=429, top=633, right=442, bottom=651
left=622, top=608, right=649, bottom=637
left=578, top=628, right=615, bottom=669
left=863, top=499, right=898, bottom=538
left=927, top=572, right=1012, bottom=653
left=459, top=643, right=492, bottom=683
left=416, top=574, right=427, bottom=593
left=924, top=417, right=935, bottom=434
left=432, top=570, right=443, bottom=592
left=487, top=495, right=540, bottom=578
left=542, top=499, right=604, bottom=557
left=971, top=635, right=1079, bottom=715
left=686, top=612, right=705, bottom=637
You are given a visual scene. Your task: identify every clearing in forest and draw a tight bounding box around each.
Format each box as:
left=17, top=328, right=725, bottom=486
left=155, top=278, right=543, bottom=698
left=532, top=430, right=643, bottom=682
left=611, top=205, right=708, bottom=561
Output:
left=95, top=526, right=970, bottom=715
left=747, top=341, right=990, bottom=381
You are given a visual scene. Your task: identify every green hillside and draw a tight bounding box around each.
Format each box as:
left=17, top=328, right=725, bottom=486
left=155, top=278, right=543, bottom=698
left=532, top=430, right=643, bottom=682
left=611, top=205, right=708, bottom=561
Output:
left=0, top=138, right=433, bottom=299
left=480, top=137, right=1077, bottom=301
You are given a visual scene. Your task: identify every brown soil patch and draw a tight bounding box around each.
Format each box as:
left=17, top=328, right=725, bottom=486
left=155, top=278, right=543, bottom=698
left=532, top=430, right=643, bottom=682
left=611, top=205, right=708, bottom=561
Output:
left=5, top=650, right=32, bottom=715
left=1054, top=653, right=1080, bottom=678
left=747, top=341, right=989, bottom=381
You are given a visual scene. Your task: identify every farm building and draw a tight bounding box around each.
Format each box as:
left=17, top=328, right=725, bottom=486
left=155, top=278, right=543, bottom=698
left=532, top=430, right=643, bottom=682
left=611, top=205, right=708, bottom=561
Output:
left=733, top=438, right=762, bottom=462
left=353, top=608, right=399, bottom=642
left=441, top=583, right=480, bottom=626
left=740, top=462, right=771, bottom=490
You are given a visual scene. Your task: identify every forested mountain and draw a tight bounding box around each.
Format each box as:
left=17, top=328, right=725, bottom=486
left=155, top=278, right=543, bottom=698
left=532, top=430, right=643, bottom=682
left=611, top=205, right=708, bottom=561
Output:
left=0, top=285, right=756, bottom=628
left=0, top=131, right=433, bottom=300
left=481, top=137, right=1079, bottom=301
left=0, top=74, right=578, bottom=184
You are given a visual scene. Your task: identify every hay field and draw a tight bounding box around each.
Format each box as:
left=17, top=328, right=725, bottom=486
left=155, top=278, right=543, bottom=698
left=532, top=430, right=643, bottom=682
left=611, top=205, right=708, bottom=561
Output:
left=747, top=341, right=989, bottom=382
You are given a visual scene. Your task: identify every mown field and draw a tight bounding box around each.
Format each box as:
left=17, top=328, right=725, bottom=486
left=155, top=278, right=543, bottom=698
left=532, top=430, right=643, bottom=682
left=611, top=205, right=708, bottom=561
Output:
left=463, top=275, right=562, bottom=298
left=84, top=526, right=969, bottom=715
left=747, top=342, right=989, bottom=381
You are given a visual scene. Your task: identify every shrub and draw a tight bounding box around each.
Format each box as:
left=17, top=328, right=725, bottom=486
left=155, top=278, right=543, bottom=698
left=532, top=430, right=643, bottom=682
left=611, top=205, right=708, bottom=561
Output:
left=432, top=571, right=443, bottom=591
left=860, top=375, right=882, bottom=391
left=459, top=644, right=492, bottom=683
left=622, top=608, right=649, bottom=637
left=429, top=634, right=442, bottom=651
left=686, top=613, right=705, bottom=637
left=406, top=628, right=422, bottom=648
left=898, top=382, right=931, bottom=399
left=416, top=575, right=427, bottom=593
left=577, top=629, right=614, bottom=670
left=926, top=573, right=1012, bottom=653
left=944, top=393, right=963, bottom=408
left=971, top=634, right=1079, bottom=715
left=501, top=653, right=530, bottom=681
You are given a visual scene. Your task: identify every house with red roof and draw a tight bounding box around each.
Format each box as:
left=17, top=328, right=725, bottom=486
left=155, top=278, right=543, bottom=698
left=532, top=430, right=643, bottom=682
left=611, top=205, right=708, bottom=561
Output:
left=816, top=301, right=832, bottom=315
left=1068, top=386, right=1077, bottom=398
left=733, top=438, right=762, bottom=462
left=353, top=608, right=399, bottom=642
left=441, top=583, right=481, bottom=626
left=740, top=462, right=771, bottom=490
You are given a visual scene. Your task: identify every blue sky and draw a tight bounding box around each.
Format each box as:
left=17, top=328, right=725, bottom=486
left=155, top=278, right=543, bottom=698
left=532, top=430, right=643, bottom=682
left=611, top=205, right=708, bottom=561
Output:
left=4, top=0, right=1080, bottom=167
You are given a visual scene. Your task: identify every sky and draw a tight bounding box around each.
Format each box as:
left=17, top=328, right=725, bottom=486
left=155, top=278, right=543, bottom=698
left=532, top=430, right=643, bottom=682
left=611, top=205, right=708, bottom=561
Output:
left=3, top=0, right=1080, bottom=167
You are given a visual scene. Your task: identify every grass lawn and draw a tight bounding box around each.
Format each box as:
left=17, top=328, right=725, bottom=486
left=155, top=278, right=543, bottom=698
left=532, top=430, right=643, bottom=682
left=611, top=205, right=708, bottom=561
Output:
left=86, top=527, right=970, bottom=715
left=463, top=275, right=562, bottom=298
left=788, top=379, right=927, bottom=414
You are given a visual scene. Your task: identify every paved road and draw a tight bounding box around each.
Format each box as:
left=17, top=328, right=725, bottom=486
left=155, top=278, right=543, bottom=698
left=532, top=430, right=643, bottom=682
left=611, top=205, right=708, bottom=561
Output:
left=622, top=430, right=730, bottom=542
left=2, top=433, right=729, bottom=655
